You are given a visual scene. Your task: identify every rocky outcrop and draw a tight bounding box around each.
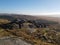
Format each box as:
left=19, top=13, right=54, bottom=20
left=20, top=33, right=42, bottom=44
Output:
left=0, top=18, right=58, bottom=30
left=0, top=37, right=32, bottom=45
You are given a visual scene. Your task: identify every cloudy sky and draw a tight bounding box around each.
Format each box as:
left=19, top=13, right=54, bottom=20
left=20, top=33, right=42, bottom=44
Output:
left=0, top=0, right=60, bottom=17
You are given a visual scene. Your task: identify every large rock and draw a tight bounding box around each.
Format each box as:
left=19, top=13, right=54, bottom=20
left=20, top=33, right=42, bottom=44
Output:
left=0, top=37, right=32, bottom=45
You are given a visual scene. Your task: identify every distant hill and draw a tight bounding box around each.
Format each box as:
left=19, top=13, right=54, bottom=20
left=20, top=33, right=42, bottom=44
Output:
left=0, top=15, right=15, bottom=21
left=36, top=16, right=60, bottom=24
left=0, top=14, right=59, bottom=24
left=0, top=14, right=37, bottom=20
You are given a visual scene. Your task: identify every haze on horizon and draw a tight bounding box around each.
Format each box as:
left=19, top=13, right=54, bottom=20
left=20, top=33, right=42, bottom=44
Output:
left=0, top=0, right=60, bottom=17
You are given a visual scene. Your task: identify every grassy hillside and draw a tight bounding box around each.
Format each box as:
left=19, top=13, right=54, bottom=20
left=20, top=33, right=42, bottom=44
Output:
left=0, top=14, right=60, bottom=45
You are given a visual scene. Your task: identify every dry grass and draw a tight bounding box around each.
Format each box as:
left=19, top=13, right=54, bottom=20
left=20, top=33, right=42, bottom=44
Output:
left=4, top=28, right=57, bottom=45
left=0, top=19, right=10, bottom=24
left=0, top=27, right=58, bottom=45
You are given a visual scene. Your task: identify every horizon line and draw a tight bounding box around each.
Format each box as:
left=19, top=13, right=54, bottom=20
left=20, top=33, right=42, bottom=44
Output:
left=0, top=12, right=60, bottom=17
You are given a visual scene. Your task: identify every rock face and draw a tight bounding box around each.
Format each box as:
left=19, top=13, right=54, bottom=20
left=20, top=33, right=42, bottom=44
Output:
left=0, top=18, right=58, bottom=30
left=0, top=37, right=32, bottom=45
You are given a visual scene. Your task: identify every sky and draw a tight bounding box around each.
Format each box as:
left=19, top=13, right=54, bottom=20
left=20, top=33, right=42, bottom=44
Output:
left=0, top=0, right=60, bottom=17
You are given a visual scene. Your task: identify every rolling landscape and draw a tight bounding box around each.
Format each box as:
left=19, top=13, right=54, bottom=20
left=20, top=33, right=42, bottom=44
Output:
left=0, top=0, right=60, bottom=45
left=0, top=14, right=60, bottom=45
